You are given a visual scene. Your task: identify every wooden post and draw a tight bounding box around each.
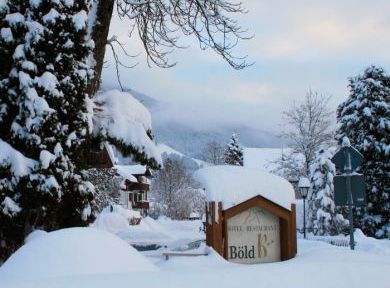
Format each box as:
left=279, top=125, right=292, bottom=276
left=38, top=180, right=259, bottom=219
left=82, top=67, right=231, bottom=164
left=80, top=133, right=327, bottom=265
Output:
left=291, top=203, right=297, bottom=255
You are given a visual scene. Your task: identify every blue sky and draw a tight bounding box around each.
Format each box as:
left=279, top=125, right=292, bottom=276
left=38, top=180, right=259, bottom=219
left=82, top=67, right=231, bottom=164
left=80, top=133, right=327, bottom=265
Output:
left=102, top=0, right=390, bottom=131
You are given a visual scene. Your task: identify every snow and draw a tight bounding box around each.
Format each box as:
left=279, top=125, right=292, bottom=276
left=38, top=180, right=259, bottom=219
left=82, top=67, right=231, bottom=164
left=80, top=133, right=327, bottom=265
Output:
left=64, top=0, right=74, bottom=7
left=87, top=0, right=98, bottom=38
left=5, top=13, right=24, bottom=26
left=0, top=228, right=158, bottom=280
left=35, top=72, right=61, bottom=97
left=116, top=164, right=146, bottom=180
left=39, top=150, right=56, bottom=169
left=342, top=136, right=351, bottom=147
left=1, top=225, right=389, bottom=288
left=297, top=176, right=310, bottom=188
left=189, top=212, right=200, bottom=218
left=1, top=197, right=21, bottom=216
left=92, top=205, right=141, bottom=234
left=0, top=139, right=37, bottom=177
left=24, top=230, right=48, bottom=243
left=0, top=0, right=7, bottom=11
left=157, top=143, right=205, bottom=167
left=21, top=61, right=37, bottom=72
left=194, top=165, right=295, bottom=211
left=72, top=10, right=88, bottom=31
left=93, top=212, right=131, bottom=233
left=157, top=143, right=185, bottom=157
left=29, top=0, right=42, bottom=8
left=116, top=217, right=204, bottom=249
left=13, top=44, right=25, bottom=59
left=93, top=90, right=162, bottom=165
left=42, top=8, right=61, bottom=23
left=1, top=27, right=13, bottom=42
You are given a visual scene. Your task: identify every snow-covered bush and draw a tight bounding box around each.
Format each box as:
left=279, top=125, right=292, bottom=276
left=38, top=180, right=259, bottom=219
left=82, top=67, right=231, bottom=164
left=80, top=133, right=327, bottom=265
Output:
left=0, top=228, right=158, bottom=279
left=336, top=66, right=390, bottom=239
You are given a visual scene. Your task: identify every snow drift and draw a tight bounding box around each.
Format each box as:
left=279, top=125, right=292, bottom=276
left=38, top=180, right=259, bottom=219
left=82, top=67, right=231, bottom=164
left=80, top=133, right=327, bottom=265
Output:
left=0, top=228, right=158, bottom=279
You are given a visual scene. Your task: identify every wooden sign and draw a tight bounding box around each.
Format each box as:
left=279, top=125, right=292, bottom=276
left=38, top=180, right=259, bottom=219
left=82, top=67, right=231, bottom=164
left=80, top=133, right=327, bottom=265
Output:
left=205, top=196, right=296, bottom=264
left=227, top=207, right=281, bottom=263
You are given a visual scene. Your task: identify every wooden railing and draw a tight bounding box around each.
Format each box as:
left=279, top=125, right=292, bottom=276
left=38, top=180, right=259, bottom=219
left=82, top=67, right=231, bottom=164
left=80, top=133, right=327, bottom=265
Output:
left=132, top=201, right=149, bottom=210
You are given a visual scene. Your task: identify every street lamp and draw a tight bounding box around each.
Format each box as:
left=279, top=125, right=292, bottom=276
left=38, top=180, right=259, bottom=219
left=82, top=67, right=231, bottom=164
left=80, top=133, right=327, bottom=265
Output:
left=298, top=177, right=310, bottom=239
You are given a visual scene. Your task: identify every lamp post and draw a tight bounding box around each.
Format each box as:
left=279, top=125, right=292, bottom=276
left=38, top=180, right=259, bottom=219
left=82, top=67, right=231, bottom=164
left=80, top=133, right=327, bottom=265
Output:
left=298, top=177, right=310, bottom=239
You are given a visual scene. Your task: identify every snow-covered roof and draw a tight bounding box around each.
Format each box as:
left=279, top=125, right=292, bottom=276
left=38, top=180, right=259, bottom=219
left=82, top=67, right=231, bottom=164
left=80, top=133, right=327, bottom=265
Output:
left=157, top=143, right=206, bottom=167
left=0, top=228, right=158, bottom=279
left=115, top=165, right=149, bottom=182
left=194, top=166, right=296, bottom=211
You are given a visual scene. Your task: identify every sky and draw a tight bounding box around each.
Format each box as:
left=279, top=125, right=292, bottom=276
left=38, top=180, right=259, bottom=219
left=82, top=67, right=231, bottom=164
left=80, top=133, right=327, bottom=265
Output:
left=102, top=0, right=390, bottom=132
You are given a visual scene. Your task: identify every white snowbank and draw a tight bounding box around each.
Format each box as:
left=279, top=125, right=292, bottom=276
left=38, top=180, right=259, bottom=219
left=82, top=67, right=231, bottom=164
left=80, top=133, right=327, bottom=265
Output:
left=92, top=212, right=131, bottom=234
left=24, top=230, right=48, bottom=243
left=0, top=228, right=158, bottom=279
left=92, top=205, right=142, bottom=233
left=92, top=90, right=162, bottom=165
left=0, top=139, right=37, bottom=177
left=117, top=216, right=174, bottom=246
left=194, top=165, right=295, bottom=210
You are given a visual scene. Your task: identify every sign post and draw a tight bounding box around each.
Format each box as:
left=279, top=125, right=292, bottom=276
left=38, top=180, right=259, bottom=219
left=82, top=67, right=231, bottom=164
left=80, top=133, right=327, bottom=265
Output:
left=344, top=148, right=355, bottom=250
left=331, top=141, right=364, bottom=250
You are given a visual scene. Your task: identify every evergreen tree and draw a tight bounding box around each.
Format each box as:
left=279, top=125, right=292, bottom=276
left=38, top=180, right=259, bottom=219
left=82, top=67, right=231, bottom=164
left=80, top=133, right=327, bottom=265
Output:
left=307, top=149, right=348, bottom=235
left=0, top=0, right=96, bottom=261
left=224, top=133, right=244, bottom=166
left=336, top=66, right=390, bottom=239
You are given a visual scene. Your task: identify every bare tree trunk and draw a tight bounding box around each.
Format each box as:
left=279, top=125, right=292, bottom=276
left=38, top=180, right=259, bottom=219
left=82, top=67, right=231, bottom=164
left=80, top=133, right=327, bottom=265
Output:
left=88, top=0, right=115, bottom=96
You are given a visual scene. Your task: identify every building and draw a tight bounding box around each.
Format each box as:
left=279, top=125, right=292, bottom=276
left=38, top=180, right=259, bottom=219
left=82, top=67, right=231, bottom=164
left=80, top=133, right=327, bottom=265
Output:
left=116, top=165, right=152, bottom=216
left=86, top=143, right=152, bottom=216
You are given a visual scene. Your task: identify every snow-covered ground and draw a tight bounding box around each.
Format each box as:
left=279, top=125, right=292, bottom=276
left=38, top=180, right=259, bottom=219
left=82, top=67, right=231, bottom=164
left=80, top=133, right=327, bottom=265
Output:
left=1, top=217, right=389, bottom=288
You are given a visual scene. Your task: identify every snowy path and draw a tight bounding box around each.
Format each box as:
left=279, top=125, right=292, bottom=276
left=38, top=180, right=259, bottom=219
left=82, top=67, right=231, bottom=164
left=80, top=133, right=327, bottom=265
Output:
left=2, top=238, right=389, bottom=288
left=1, top=220, right=389, bottom=288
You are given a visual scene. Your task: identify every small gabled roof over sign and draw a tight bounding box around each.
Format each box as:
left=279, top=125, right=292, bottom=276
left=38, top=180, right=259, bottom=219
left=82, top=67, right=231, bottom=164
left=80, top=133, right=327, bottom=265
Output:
left=194, top=165, right=295, bottom=211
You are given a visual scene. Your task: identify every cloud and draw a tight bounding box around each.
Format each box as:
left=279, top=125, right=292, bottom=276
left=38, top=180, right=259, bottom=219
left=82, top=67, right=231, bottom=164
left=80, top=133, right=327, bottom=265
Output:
left=102, top=0, right=390, bottom=132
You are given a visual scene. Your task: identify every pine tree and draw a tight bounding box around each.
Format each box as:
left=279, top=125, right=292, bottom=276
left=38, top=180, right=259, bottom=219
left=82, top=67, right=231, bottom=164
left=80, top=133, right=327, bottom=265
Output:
left=307, top=149, right=348, bottom=235
left=0, top=0, right=96, bottom=261
left=336, top=66, right=390, bottom=239
left=224, top=133, right=244, bottom=166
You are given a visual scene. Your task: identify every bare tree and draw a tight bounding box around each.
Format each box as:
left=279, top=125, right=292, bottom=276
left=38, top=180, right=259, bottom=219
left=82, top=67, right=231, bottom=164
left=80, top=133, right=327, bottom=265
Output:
left=88, top=0, right=251, bottom=96
left=201, top=140, right=225, bottom=165
left=270, top=150, right=305, bottom=182
left=281, top=90, right=335, bottom=176
left=150, top=158, right=204, bottom=220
